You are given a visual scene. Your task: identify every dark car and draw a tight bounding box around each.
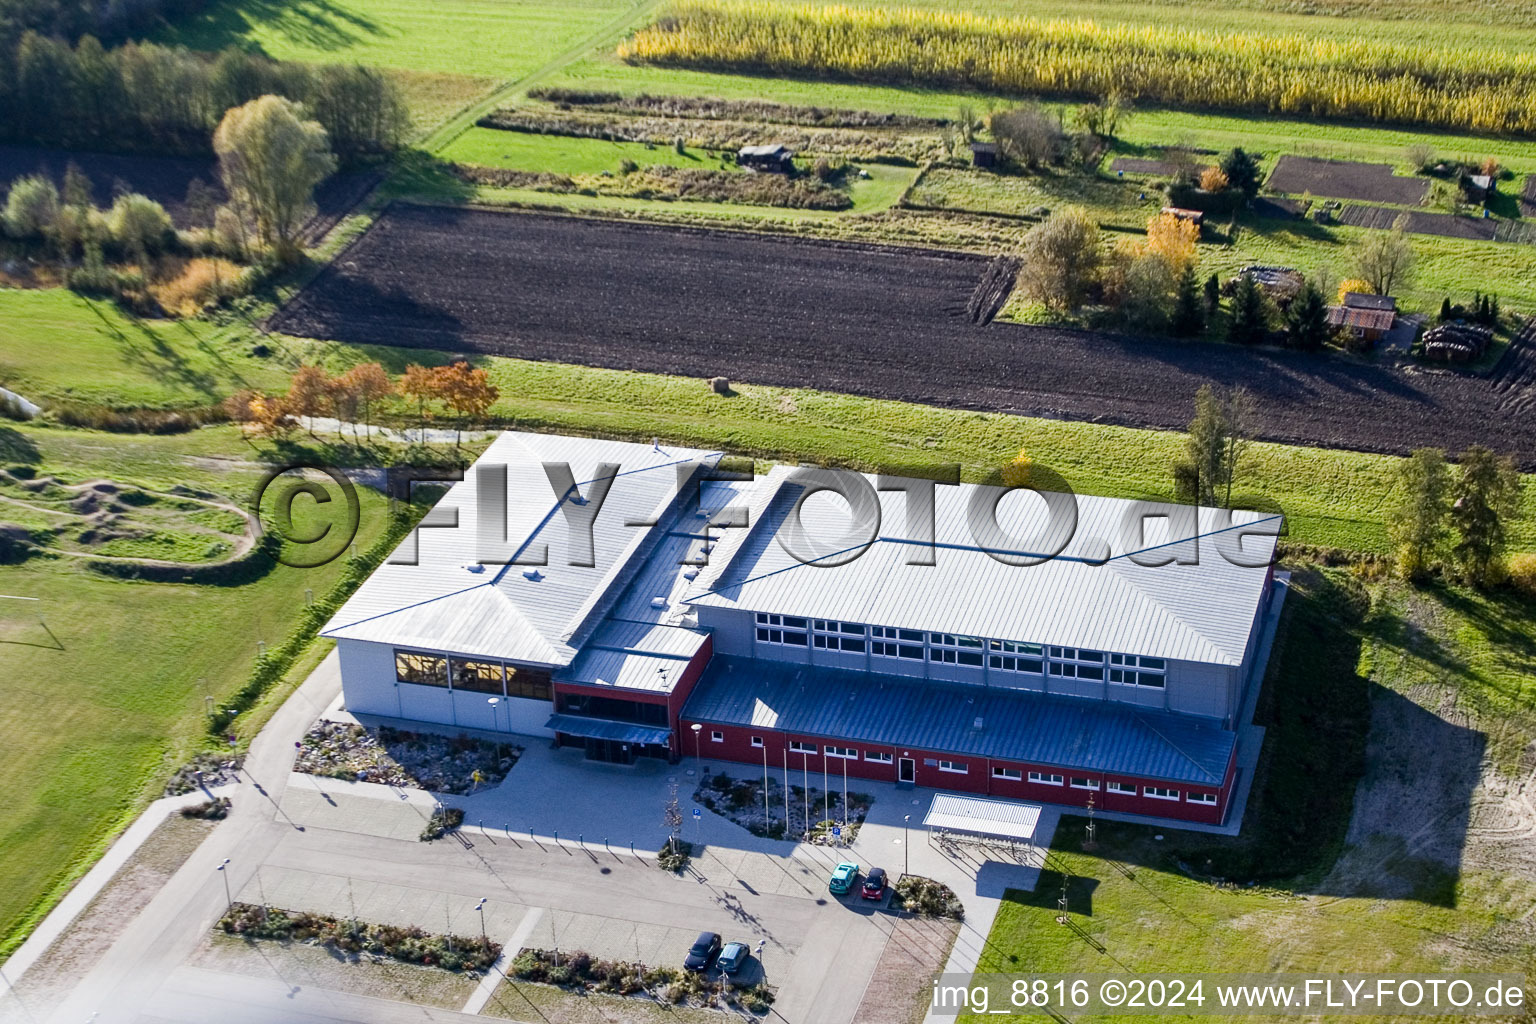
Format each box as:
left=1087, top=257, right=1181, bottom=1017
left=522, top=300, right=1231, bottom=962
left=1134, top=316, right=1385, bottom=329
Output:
left=683, top=931, right=722, bottom=972
left=861, top=867, right=889, bottom=900
left=716, top=941, right=750, bottom=975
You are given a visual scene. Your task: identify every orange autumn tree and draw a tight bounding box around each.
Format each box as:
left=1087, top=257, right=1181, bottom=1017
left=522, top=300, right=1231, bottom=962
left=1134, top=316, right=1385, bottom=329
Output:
left=1145, top=210, right=1199, bottom=278
left=398, top=364, right=442, bottom=435
left=434, top=361, right=500, bottom=445
left=341, top=362, right=393, bottom=436
left=286, top=364, right=333, bottom=436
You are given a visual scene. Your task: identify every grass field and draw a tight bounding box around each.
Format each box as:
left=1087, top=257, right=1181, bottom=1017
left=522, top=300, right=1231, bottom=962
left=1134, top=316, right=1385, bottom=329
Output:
left=0, top=423, right=393, bottom=960
left=157, top=0, right=646, bottom=79
left=440, top=128, right=737, bottom=175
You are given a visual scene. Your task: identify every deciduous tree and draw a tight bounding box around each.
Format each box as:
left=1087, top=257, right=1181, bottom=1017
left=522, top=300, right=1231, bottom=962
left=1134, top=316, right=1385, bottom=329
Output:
left=990, top=105, right=1062, bottom=170
left=286, top=364, right=333, bottom=435
left=1450, top=446, right=1520, bottom=587
left=1355, top=218, right=1415, bottom=296
left=2, top=174, right=59, bottom=241
left=399, top=364, right=442, bottom=435
left=1386, top=447, right=1450, bottom=580
left=214, top=95, right=336, bottom=261
left=341, top=362, right=393, bottom=436
left=1198, top=166, right=1229, bottom=192
left=1175, top=384, right=1254, bottom=506
left=1145, top=210, right=1199, bottom=278
left=434, top=361, right=500, bottom=445
left=1018, top=208, right=1101, bottom=311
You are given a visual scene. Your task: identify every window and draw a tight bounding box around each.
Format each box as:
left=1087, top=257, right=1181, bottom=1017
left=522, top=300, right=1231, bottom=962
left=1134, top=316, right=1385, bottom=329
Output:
left=1107, top=654, right=1168, bottom=689
left=449, top=658, right=503, bottom=694
left=992, top=766, right=1022, bottom=780
left=711, top=730, right=724, bottom=743
left=1049, top=646, right=1108, bottom=681
left=1070, top=777, right=1100, bottom=790
left=1028, top=771, right=1064, bottom=786
left=1106, top=781, right=1136, bottom=795
left=826, top=745, right=857, bottom=759
left=865, top=751, right=893, bottom=763
left=812, top=619, right=867, bottom=653
left=1187, top=792, right=1218, bottom=805
left=395, top=651, right=447, bottom=687
left=938, top=760, right=968, bottom=774
left=988, top=639, right=1044, bottom=674
left=506, top=665, right=552, bottom=701
left=755, top=612, right=808, bottom=647
left=789, top=740, right=817, bottom=754
left=930, top=633, right=985, bottom=666
left=1049, top=662, right=1103, bottom=680
left=1146, top=786, right=1180, bottom=800
left=750, top=736, right=764, bottom=748
left=871, top=626, right=925, bottom=661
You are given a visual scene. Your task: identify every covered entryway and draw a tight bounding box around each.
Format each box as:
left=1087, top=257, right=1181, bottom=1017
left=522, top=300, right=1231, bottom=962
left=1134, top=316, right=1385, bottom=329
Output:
left=922, top=793, right=1042, bottom=853
left=546, top=714, right=673, bottom=763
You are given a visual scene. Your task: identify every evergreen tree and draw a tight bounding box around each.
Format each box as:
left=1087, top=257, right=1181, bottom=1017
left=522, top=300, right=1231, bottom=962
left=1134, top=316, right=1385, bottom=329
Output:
left=1203, top=272, right=1221, bottom=314
left=1285, top=281, right=1330, bottom=350
left=1439, top=297, right=1452, bottom=322
left=1226, top=275, right=1269, bottom=344
left=1170, top=264, right=1205, bottom=337
left=1219, top=147, right=1262, bottom=198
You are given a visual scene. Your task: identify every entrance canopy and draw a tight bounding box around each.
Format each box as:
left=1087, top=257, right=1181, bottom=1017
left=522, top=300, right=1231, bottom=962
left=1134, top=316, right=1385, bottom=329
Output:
left=545, top=714, right=672, bottom=747
left=922, top=794, right=1041, bottom=842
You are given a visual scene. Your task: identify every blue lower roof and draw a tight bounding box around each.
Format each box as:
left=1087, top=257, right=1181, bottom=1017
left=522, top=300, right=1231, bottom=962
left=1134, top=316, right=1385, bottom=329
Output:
left=546, top=714, right=673, bottom=747
left=682, top=656, right=1234, bottom=786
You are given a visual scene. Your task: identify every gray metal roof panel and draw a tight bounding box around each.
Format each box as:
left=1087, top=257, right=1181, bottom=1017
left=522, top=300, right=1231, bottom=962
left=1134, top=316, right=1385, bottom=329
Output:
left=683, top=656, right=1234, bottom=785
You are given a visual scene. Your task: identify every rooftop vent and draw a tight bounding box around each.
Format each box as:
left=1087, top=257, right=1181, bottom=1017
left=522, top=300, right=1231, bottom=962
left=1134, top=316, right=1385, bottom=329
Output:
left=973, top=716, right=984, bottom=730
left=523, top=569, right=544, bottom=582
left=651, top=596, right=668, bottom=609
left=683, top=569, right=699, bottom=581
left=461, top=563, right=485, bottom=574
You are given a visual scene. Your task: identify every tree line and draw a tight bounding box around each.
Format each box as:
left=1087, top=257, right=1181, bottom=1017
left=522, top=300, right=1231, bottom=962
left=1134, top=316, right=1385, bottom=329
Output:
left=0, top=33, right=408, bottom=161
left=228, top=361, right=503, bottom=444
left=0, top=0, right=206, bottom=49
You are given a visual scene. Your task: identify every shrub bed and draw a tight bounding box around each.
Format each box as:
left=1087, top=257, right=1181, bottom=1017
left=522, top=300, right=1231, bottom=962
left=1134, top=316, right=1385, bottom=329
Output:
left=295, top=720, right=521, bottom=793
left=180, top=796, right=231, bottom=819
left=657, top=837, right=694, bottom=872
left=420, top=806, right=465, bottom=842
left=693, top=771, right=872, bottom=841
left=510, top=946, right=776, bottom=1013
left=894, top=875, right=965, bottom=919
left=219, top=901, right=498, bottom=971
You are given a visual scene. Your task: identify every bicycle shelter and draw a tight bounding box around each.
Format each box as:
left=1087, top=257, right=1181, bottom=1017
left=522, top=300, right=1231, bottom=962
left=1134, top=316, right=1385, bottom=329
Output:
left=922, top=793, right=1042, bottom=851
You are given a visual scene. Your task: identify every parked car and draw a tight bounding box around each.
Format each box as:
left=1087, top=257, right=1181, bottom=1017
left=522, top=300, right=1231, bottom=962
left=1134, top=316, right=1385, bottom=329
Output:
left=683, top=931, right=722, bottom=972
left=861, top=866, right=888, bottom=900
left=716, top=941, right=750, bottom=975
left=829, top=861, right=860, bottom=895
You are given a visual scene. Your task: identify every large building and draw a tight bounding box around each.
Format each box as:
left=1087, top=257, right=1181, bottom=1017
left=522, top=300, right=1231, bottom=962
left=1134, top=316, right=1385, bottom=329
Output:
left=323, top=432, right=1282, bottom=826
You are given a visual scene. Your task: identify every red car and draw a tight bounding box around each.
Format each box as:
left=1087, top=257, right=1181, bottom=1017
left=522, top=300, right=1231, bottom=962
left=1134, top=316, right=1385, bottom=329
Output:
left=861, top=867, right=888, bottom=900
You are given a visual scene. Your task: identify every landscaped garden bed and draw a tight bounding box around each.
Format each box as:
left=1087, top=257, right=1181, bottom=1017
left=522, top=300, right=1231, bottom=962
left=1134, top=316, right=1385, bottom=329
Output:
left=510, top=947, right=776, bottom=1014
left=693, top=771, right=872, bottom=842
left=893, top=875, right=965, bottom=920
left=294, top=720, right=520, bottom=794
left=219, top=901, right=499, bottom=972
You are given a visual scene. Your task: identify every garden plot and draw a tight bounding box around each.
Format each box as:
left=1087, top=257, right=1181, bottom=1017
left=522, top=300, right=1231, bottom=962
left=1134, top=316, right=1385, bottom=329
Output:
left=1108, top=156, right=1209, bottom=177
left=1266, top=155, right=1429, bottom=205
left=1338, top=204, right=1498, bottom=240
left=1522, top=175, right=1536, bottom=217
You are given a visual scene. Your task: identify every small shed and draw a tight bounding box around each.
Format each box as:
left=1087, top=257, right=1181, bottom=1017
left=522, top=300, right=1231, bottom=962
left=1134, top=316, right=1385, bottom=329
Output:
left=1463, top=173, right=1495, bottom=204
left=1241, top=265, right=1304, bottom=302
left=738, top=144, right=794, bottom=173
left=1326, top=304, right=1397, bottom=345
left=969, top=141, right=999, bottom=168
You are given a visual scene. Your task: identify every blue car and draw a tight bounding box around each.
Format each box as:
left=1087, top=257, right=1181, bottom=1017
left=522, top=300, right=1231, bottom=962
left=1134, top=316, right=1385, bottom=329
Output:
left=829, top=861, right=860, bottom=895
left=716, top=941, right=750, bottom=975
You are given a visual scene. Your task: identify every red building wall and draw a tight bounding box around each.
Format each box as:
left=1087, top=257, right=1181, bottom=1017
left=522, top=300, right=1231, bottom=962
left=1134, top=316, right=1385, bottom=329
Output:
left=680, top=716, right=1236, bottom=825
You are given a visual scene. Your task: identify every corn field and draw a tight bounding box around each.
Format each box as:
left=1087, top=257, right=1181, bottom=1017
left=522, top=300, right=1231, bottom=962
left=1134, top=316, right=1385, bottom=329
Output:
left=620, top=1, right=1536, bottom=136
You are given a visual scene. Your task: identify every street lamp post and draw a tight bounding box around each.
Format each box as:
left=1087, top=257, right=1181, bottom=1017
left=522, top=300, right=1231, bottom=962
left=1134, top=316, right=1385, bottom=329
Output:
left=761, top=744, right=771, bottom=835
left=690, top=723, right=703, bottom=774
left=216, top=858, right=232, bottom=912
left=475, top=898, right=488, bottom=945
left=487, top=697, right=502, bottom=760
left=801, top=751, right=810, bottom=837
left=903, top=815, right=910, bottom=876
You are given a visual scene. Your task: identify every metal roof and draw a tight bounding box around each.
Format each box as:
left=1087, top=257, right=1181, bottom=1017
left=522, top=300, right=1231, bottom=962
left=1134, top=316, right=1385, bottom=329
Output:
left=1327, top=305, right=1396, bottom=332
left=545, top=714, right=673, bottom=746
left=322, top=433, right=721, bottom=666
left=1342, top=291, right=1396, bottom=311
left=688, top=469, right=1279, bottom=666
left=923, top=794, right=1041, bottom=840
left=683, top=656, right=1235, bottom=785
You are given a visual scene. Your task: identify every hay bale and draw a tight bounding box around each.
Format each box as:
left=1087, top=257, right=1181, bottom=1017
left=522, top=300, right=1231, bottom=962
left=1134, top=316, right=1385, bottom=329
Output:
left=709, top=376, right=731, bottom=395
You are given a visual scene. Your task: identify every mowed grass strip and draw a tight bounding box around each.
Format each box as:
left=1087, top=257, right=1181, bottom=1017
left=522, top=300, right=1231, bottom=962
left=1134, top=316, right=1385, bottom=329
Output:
left=440, top=127, right=737, bottom=174
left=0, top=424, right=391, bottom=960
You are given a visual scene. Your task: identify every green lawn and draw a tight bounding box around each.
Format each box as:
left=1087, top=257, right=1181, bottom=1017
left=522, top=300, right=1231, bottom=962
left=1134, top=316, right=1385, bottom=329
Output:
left=156, top=0, right=646, bottom=79
left=967, top=572, right=1536, bottom=1021
left=0, top=423, right=392, bottom=960
left=440, top=127, right=737, bottom=175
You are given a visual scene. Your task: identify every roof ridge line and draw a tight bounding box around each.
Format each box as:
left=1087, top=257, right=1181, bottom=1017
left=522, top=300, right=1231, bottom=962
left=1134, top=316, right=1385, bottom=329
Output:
left=322, top=581, right=494, bottom=635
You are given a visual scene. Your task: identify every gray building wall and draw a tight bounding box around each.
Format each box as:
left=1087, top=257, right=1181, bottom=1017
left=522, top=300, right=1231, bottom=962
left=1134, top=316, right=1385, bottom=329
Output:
left=336, top=638, right=556, bottom=738
left=693, top=608, right=1234, bottom=720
